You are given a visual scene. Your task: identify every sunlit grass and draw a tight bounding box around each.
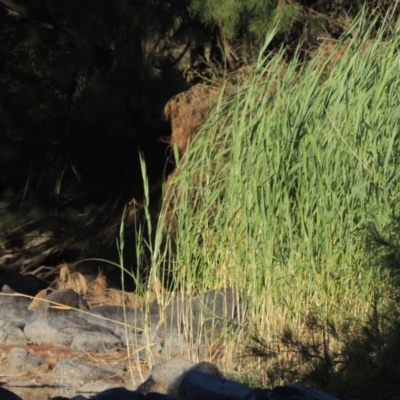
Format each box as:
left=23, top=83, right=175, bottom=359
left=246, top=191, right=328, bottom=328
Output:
left=133, top=8, right=400, bottom=386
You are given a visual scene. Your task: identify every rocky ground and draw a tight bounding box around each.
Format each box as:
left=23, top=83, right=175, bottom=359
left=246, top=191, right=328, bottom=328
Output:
left=0, top=271, right=351, bottom=400
left=0, top=344, right=145, bottom=399
left=0, top=354, right=348, bottom=400
left=0, top=271, right=241, bottom=399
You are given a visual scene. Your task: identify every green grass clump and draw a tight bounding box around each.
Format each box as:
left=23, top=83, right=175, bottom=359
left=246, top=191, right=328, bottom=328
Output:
left=136, top=7, right=400, bottom=389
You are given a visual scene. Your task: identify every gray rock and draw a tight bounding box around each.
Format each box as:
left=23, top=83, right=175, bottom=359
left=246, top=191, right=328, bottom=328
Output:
left=23, top=315, right=59, bottom=344
left=138, top=357, right=221, bottom=397
left=145, top=289, right=243, bottom=359
left=0, top=287, right=346, bottom=400
left=0, top=286, right=33, bottom=321
left=137, top=357, right=194, bottom=395
left=24, top=308, right=117, bottom=347
left=70, top=331, right=124, bottom=352
left=81, top=306, right=143, bottom=339
left=51, top=359, right=124, bottom=387
left=7, top=347, right=42, bottom=367
left=0, top=321, right=28, bottom=345
left=89, top=305, right=143, bottom=323
left=77, top=380, right=122, bottom=393
left=100, top=363, right=125, bottom=375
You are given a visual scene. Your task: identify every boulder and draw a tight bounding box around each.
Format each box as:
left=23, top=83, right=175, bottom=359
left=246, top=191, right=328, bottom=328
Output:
left=138, top=357, right=221, bottom=397
left=24, top=308, right=117, bottom=347
left=179, top=370, right=253, bottom=400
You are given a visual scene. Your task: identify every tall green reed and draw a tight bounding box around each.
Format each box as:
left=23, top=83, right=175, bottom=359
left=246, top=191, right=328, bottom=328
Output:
left=135, top=7, right=400, bottom=383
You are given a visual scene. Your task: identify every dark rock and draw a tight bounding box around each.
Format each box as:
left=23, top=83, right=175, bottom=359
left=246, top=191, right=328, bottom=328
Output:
left=147, top=393, right=179, bottom=400
left=6, top=288, right=244, bottom=360
left=244, top=388, right=272, bottom=400
left=179, top=370, right=252, bottom=400
left=0, top=386, right=23, bottom=400
left=0, top=321, right=28, bottom=345
left=0, top=271, right=49, bottom=297
left=43, top=289, right=89, bottom=310
left=51, top=359, right=124, bottom=387
left=272, top=385, right=304, bottom=398
left=50, top=397, right=71, bottom=400
left=270, top=384, right=341, bottom=400
left=147, top=289, right=243, bottom=359
left=51, top=397, right=88, bottom=400
left=88, top=387, right=146, bottom=399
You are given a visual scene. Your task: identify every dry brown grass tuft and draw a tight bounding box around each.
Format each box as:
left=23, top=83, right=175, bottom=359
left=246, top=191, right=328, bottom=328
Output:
left=82, top=271, right=109, bottom=308
left=85, top=288, right=147, bottom=309
left=28, top=264, right=157, bottom=310
left=164, top=84, right=220, bottom=154
left=28, top=288, right=49, bottom=309
left=55, top=264, right=88, bottom=296
left=87, top=271, right=107, bottom=295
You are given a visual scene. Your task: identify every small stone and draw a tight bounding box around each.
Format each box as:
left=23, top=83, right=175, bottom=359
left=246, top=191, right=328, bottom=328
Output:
left=7, top=347, right=42, bottom=367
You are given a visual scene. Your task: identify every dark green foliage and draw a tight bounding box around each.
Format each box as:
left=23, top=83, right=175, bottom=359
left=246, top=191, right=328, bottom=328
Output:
left=188, top=0, right=400, bottom=66
left=0, top=0, right=195, bottom=254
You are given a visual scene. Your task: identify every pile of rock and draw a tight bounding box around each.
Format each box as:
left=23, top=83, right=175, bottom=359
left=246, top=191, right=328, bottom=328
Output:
left=0, top=356, right=344, bottom=400
left=0, top=280, right=346, bottom=400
